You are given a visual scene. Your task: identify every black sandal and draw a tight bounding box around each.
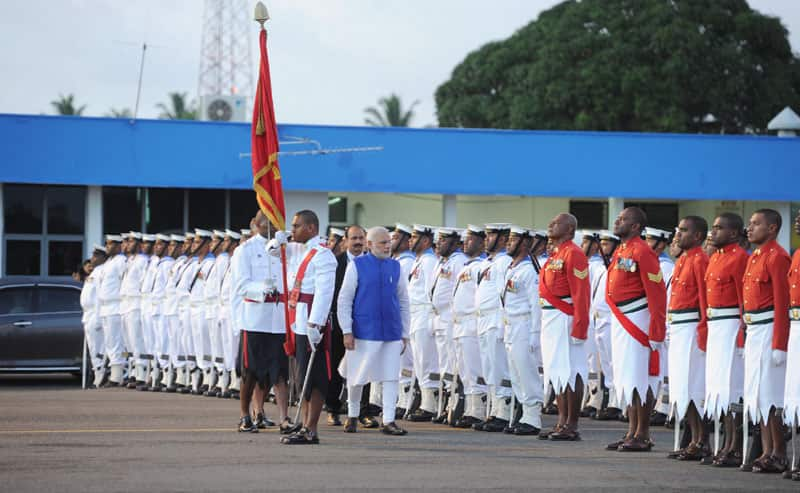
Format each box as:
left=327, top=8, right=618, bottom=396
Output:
left=280, top=428, right=320, bottom=445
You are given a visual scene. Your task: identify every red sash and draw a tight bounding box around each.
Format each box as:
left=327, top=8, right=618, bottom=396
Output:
left=538, top=276, right=574, bottom=316
left=284, top=248, right=318, bottom=356
left=606, top=294, right=659, bottom=377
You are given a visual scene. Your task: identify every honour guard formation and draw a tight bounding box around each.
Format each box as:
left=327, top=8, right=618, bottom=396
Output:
left=78, top=205, right=800, bottom=481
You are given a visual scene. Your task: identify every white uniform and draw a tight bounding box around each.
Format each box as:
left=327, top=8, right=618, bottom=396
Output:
left=150, top=255, right=175, bottom=371
left=120, top=253, right=149, bottom=367
left=430, top=250, right=468, bottom=394
left=80, top=264, right=105, bottom=372
left=280, top=236, right=337, bottom=336
left=452, top=255, right=488, bottom=418
left=476, top=250, right=514, bottom=419
left=590, top=262, right=618, bottom=409
left=205, top=252, right=230, bottom=373
left=190, top=254, right=216, bottom=371
left=407, top=248, right=439, bottom=413
left=394, top=250, right=416, bottom=410
left=232, top=234, right=285, bottom=335
left=503, top=256, right=544, bottom=428
left=584, top=254, right=607, bottom=410
left=139, top=255, right=161, bottom=363
left=218, top=259, right=235, bottom=372
left=98, top=254, right=127, bottom=367
left=163, top=255, right=188, bottom=369
left=176, top=257, right=201, bottom=372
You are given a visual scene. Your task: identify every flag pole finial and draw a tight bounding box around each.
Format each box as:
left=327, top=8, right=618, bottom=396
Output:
left=254, top=2, right=270, bottom=29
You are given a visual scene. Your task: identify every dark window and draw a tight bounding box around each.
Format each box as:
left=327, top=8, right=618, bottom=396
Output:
left=329, top=196, right=348, bottom=223
left=146, top=188, right=184, bottom=234
left=570, top=201, right=606, bottom=230
left=0, top=287, right=35, bottom=314
left=37, top=286, right=81, bottom=313
left=5, top=240, right=41, bottom=276
left=624, top=202, right=679, bottom=231
left=188, top=189, right=225, bottom=230
left=103, top=187, right=142, bottom=234
left=46, top=186, right=85, bottom=234
left=48, top=241, right=83, bottom=276
left=4, top=184, right=44, bottom=234
left=230, top=189, right=257, bottom=230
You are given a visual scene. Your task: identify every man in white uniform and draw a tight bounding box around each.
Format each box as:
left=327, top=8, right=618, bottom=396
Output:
left=120, top=232, right=149, bottom=388
left=189, top=229, right=216, bottom=395
left=80, top=244, right=108, bottom=388
left=217, top=229, right=241, bottom=399
left=98, top=234, right=127, bottom=386
left=392, top=223, right=417, bottom=418
left=204, top=230, right=231, bottom=396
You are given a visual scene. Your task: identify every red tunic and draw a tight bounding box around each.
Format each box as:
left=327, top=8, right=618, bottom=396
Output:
left=742, top=239, right=791, bottom=351
left=790, top=249, right=800, bottom=318
left=540, top=241, right=591, bottom=340
left=606, top=236, right=667, bottom=342
left=705, top=243, right=749, bottom=348
left=670, top=246, right=709, bottom=350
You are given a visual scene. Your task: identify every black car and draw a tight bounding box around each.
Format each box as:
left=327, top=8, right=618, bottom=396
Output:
left=0, top=277, right=84, bottom=373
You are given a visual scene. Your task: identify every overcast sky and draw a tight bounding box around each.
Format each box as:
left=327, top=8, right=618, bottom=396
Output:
left=1, top=0, right=797, bottom=127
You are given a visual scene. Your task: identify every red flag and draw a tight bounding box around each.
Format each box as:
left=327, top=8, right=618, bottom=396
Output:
left=252, top=28, right=286, bottom=231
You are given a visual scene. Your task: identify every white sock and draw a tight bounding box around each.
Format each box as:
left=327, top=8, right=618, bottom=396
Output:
left=347, top=384, right=364, bottom=418
left=382, top=380, right=399, bottom=423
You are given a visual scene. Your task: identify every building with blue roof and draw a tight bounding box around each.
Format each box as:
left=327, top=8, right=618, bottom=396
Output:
left=0, top=113, right=797, bottom=277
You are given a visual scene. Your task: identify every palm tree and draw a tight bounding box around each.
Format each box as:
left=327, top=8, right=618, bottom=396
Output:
left=51, top=93, right=86, bottom=116
left=105, top=107, right=132, bottom=118
left=156, top=92, right=197, bottom=120
left=364, top=93, right=419, bottom=127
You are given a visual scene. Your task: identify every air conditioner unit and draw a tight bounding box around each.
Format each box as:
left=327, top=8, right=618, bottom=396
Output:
left=199, top=95, right=248, bottom=122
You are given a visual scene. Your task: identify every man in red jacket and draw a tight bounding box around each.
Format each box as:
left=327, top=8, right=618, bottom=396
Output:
left=667, top=216, right=709, bottom=461
left=539, top=213, right=591, bottom=441
left=605, top=207, right=667, bottom=452
left=742, top=209, right=791, bottom=474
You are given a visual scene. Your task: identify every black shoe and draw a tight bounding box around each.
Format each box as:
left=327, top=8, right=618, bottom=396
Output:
left=360, top=415, right=380, bottom=428
left=204, top=388, right=220, bottom=397
left=254, top=413, right=275, bottom=429
left=431, top=413, right=448, bottom=424
left=650, top=411, right=668, bottom=426
left=231, top=390, right=240, bottom=400
left=471, top=419, right=488, bottom=431
left=179, top=386, right=191, bottom=394
left=280, top=419, right=300, bottom=435
left=407, top=409, right=435, bottom=422
left=136, top=383, right=149, bottom=391
left=594, top=407, right=622, bottom=421
left=238, top=416, right=258, bottom=433
left=343, top=417, right=358, bottom=433
left=482, top=417, right=509, bottom=433
left=543, top=403, right=558, bottom=415
left=513, top=422, right=541, bottom=436
left=381, top=422, right=408, bottom=436
left=327, top=413, right=342, bottom=426
left=219, top=391, right=231, bottom=399
left=580, top=406, right=597, bottom=418
left=453, top=415, right=481, bottom=429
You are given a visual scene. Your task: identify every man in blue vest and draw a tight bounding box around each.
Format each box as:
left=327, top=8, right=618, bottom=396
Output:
left=337, top=226, right=411, bottom=435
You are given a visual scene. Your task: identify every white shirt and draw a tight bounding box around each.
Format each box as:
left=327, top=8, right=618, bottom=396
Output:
left=120, top=254, right=149, bottom=314
left=502, top=257, right=541, bottom=335
left=150, top=256, right=175, bottom=316
left=176, top=257, right=201, bottom=311
left=407, top=249, right=438, bottom=308
left=453, top=256, right=483, bottom=317
left=394, top=250, right=415, bottom=281
left=140, top=255, right=161, bottom=297
left=204, top=252, right=229, bottom=320
left=233, top=234, right=286, bottom=334
left=189, top=255, right=216, bottom=308
left=476, top=251, right=513, bottom=335
left=80, top=264, right=103, bottom=326
left=278, top=236, right=337, bottom=335
left=163, top=255, right=188, bottom=316
left=98, top=254, right=126, bottom=317
left=336, top=255, right=410, bottom=339
left=431, top=251, right=468, bottom=317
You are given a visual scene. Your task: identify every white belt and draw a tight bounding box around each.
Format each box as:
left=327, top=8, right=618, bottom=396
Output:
left=504, top=312, right=531, bottom=322
left=539, top=296, right=572, bottom=309
left=744, top=309, right=774, bottom=325
left=706, top=306, right=740, bottom=320
left=667, top=309, right=700, bottom=324
left=453, top=312, right=478, bottom=324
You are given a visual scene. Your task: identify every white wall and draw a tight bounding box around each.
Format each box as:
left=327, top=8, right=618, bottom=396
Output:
left=84, top=186, right=103, bottom=259
left=285, top=191, right=330, bottom=234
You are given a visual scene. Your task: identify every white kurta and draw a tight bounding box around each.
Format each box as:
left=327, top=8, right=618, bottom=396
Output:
left=704, top=317, right=744, bottom=419
left=336, top=256, right=410, bottom=386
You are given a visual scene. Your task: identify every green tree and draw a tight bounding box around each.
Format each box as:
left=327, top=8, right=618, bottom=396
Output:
left=156, top=92, right=197, bottom=120
left=364, top=93, right=419, bottom=126
left=51, top=93, right=86, bottom=116
left=105, top=107, right=132, bottom=118
left=435, top=0, right=800, bottom=133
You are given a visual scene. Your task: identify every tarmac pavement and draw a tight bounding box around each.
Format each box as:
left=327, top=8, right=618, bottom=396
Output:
left=0, top=374, right=796, bottom=492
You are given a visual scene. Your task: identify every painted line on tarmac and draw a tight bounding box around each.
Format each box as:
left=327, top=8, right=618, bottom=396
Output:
left=0, top=427, right=255, bottom=434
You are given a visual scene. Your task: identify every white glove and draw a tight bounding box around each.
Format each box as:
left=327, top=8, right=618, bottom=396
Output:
left=307, top=324, right=322, bottom=346
left=772, top=349, right=787, bottom=367
left=649, top=340, right=663, bottom=352
left=274, top=230, right=289, bottom=245
left=570, top=336, right=585, bottom=345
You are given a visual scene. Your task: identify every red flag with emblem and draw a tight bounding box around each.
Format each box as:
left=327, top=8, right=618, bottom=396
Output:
left=252, top=28, right=285, bottom=231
